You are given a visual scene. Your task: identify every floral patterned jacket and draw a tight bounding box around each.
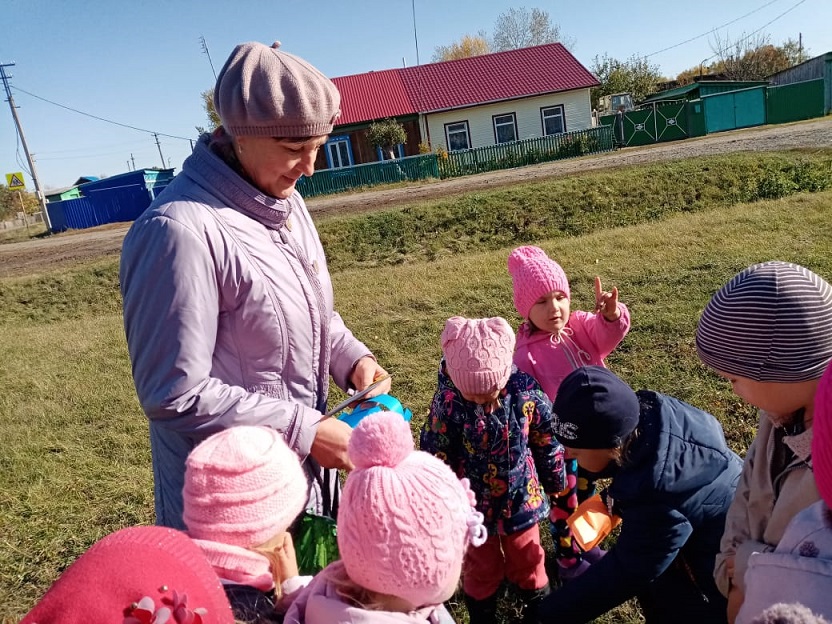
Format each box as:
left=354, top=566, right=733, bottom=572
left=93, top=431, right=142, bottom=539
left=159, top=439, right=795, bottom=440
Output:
left=420, top=361, right=566, bottom=535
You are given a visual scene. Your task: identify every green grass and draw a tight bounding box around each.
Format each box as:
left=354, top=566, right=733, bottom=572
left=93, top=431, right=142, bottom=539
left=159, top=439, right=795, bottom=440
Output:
left=2, top=154, right=832, bottom=622
left=0, top=222, right=47, bottom=244
left=316, top=150, right=832, bottom=271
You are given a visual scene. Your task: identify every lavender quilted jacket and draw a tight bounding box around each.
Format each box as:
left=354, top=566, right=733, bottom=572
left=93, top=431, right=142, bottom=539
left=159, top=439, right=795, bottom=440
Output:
left=120, top=135, right=371, bottom=527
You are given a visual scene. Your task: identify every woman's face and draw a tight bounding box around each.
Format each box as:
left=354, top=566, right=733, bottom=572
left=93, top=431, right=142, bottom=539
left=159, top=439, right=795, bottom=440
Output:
left=235, top=135, right=328, bottom=199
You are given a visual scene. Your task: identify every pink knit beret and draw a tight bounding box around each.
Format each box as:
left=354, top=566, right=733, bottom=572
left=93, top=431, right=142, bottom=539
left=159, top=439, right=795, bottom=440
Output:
left=441, top=316, right=516, bottom=396
left=508, top=245, right=571, bottom=318
left=812, top=362, right=832, bottom=508
left=183, top=426, right=308, bottom=548
left=338, top=412, right=485, bottom=608
left=21, top=526, right=234, bottom=624
left=214, top=41, right=341, bottom=138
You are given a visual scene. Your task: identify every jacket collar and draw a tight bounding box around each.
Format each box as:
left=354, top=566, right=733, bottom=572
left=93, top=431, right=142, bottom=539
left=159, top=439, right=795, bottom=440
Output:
left=182, top=134, right=295, bottom=230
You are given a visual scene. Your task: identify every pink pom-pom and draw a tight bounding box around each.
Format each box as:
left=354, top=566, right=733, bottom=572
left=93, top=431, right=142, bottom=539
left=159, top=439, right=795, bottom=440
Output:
left=348, top=412, right=413, bottom=469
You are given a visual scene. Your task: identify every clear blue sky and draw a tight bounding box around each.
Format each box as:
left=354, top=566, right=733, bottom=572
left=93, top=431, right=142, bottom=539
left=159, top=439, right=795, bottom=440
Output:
left=2, top=0, right=829, bottom=190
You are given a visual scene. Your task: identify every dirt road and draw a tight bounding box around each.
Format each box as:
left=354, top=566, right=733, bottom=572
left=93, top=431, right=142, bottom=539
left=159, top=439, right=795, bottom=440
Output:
left=2, top=118, right=830, bottom=279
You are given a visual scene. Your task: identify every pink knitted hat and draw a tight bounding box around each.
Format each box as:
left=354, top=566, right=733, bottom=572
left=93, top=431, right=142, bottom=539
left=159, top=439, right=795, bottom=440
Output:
left=214, top=41, right=341, bottom=138
left=183, top=426, right=308, bottom=548
left=338, top=412, right=486, bottom=608
left=441, top=316, right=516, bottom=396
left=508, top=245, right=571, bottom=318
left=812, top=362, right=832, bottom=508
left=21, top=526, right=234, bottom=624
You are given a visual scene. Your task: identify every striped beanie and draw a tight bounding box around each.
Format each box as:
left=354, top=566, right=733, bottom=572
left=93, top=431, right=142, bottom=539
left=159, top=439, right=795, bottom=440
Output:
left=812, top=361, right=832, bottom=508
left=696, top=261, right=832, bottom=382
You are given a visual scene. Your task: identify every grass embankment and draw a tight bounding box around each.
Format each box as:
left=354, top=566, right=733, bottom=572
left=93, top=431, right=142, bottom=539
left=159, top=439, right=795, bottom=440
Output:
left=1, top=152, right=831, bottom=622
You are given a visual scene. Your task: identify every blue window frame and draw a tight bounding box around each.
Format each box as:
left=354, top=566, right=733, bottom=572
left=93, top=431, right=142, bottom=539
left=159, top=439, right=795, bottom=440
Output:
left=325, top=136, right=354, bottom=169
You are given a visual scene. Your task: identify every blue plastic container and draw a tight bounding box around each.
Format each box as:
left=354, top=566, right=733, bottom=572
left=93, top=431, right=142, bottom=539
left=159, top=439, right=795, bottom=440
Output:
left=339, top=394, right=413, bottom=428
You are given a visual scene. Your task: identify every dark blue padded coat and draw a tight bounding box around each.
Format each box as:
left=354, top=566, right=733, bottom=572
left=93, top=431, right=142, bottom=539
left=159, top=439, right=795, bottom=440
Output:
left=539, top=390, right=743, bottom=624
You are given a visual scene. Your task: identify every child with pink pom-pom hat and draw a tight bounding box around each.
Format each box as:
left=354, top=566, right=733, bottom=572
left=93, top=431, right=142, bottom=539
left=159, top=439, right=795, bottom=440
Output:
left=284, top=411, right=487, bottom=623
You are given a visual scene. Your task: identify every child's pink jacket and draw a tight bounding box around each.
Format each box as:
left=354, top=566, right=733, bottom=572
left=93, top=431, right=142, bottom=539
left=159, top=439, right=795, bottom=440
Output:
left=513, top=305, right=630, bottom=401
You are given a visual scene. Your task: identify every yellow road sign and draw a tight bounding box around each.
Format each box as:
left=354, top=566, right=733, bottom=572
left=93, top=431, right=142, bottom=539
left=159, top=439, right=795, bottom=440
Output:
left=6, top=172, right=25, bottom=190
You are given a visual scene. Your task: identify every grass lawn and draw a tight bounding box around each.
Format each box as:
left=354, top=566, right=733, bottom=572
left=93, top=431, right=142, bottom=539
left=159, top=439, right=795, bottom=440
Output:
left=1, top=154, right=831, bottom=622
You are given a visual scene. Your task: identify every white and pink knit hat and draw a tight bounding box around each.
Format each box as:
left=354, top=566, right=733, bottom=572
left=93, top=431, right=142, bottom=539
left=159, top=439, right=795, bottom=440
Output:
left=508, top=245, right=571, bottom=318
left=337, top=412, right=486, bottom=608
left=441, top=316, right=516, bottom=396
left=182, top=426, right=308, bottom=548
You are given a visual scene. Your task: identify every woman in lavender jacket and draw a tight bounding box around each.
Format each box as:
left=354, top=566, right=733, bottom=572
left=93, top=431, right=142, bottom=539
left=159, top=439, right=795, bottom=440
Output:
left=119, top=41, right=390, bottom=528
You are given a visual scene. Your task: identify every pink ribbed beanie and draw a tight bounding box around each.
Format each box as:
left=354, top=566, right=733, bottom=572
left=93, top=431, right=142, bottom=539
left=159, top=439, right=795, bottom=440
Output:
left=812, top=362, right=832, bottom=508
left=508, top=245, right=571, bottom=318
left=441, top=316, right=515, bottom=396
left=214, top=41, right=341, bottom=138
left=183, top=426, right=308, bottom=548
left=338, top=412, right=486, bottom=608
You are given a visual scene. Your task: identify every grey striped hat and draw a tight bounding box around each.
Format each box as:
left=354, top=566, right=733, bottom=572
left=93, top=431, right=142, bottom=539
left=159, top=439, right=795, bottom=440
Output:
left=696, top=261, right=832, bottom=382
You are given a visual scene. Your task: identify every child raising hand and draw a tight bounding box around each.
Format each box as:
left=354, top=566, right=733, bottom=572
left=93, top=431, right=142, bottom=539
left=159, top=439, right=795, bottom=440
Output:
left=508, top=245, right=631, bottom=579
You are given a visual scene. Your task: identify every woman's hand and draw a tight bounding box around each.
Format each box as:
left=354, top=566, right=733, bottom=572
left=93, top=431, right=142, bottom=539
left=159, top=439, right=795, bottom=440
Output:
left=350, top=356, right=392, bottom=397
left=310, top=417, right=354, bottom=470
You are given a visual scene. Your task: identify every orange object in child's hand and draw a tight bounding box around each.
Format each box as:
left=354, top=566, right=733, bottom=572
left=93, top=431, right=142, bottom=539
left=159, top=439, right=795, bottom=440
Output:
left=567, top=494, right=622, bottom=552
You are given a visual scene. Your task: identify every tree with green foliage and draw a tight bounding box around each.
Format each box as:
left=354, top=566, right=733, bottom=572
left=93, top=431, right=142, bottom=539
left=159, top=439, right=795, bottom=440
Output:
left=492, top=6, right=574, bottom=52
left=590, top=53, right=664, bottom=108
left=196, top=88, right=221, bottom=135
left=433, top=34, right=491, bottom=62
left=0, top=185, right=39, bottom=221
left=367, top=119, right=407, bottom=160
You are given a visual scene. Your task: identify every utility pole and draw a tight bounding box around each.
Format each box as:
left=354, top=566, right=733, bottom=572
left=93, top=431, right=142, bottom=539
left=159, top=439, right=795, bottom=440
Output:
left=0, top=62, right=52, bottom=231
left=131, top=153, right=136, bottom=170
left=200, top=35, right=218, bottom=80
left=153, top=133, right=165, bottom=168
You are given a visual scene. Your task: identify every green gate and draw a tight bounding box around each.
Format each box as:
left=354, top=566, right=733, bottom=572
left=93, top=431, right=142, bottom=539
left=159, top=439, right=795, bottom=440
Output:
left=703, top=86, right=766, bottom=133
left=600, top=102, right=689, bottom=147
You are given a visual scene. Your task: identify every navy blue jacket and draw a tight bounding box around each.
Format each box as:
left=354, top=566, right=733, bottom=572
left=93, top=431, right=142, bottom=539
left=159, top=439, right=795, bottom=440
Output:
left=539, top=391, right=742, bottom=624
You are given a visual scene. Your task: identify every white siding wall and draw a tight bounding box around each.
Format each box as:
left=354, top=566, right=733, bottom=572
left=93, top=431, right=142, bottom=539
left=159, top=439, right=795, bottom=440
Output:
left=424, top=88, right=592, bottom=150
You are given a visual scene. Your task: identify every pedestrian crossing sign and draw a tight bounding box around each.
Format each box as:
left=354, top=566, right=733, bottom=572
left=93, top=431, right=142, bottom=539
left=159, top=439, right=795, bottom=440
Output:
left=6, top=172, right=25, bottom=190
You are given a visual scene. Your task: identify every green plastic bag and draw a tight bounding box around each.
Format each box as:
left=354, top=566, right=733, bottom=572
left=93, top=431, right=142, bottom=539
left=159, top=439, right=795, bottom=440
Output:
left=295, top=468, right=340, bottom=576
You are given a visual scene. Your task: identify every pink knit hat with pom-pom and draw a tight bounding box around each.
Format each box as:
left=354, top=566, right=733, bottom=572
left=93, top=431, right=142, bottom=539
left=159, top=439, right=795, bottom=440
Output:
left=812, top=361, right=832, bottom=508
left=508, top=245, right=570, bottom=318
left=183, top=426, right=308, bottom=548
left=337, top=412, right=486, bottom=608
left=441, top=316, right=516, bottom=396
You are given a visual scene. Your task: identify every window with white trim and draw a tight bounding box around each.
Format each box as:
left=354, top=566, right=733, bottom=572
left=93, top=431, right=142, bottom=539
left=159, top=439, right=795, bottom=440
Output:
left=445, top=121, right=471, bottom=151
left=493, top=113, right=518, bottom=144
left=541, top=105, right=566, bottom=136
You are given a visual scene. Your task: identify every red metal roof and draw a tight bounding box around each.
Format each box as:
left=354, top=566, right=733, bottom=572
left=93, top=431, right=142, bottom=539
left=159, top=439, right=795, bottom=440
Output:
left=331, top=44, right=598, bottom=126
left=331, top=68, right=414, bottom=126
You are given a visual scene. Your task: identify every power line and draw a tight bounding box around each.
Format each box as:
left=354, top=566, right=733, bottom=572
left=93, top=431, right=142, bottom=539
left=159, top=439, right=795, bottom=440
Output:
left=646, top=0, right=785, bottom=58
left=10, top=85, right=194, bottom=141
left=701, top=0, right=810, bottom=64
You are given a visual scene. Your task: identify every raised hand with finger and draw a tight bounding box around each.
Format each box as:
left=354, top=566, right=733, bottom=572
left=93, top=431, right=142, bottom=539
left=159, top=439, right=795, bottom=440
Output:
left=594, top=276, right=621, bottom=322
